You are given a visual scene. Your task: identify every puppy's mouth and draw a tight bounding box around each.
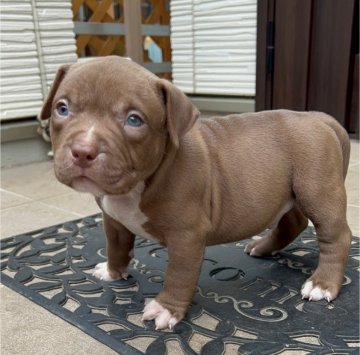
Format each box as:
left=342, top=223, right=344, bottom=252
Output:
left=72, top=175, right=106, bottom=197
left=54, top=152, right=137, bottom=196
left=68, top=170, right=136, bottom=197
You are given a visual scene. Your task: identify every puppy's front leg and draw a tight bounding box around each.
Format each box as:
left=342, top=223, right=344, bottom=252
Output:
left=142, top=236, right=205, bottom=330
left=93, top=213, right=135, bottom=281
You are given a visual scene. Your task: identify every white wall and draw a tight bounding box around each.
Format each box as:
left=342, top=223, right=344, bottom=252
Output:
left=170, top=0, right=257, bottom=96
left=0, top=0, right=77, bottom=121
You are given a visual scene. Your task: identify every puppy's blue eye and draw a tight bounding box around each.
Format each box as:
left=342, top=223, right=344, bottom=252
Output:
left=56, top=102, right=69, bottom=117
left=126, top=114, right=143, bottom=127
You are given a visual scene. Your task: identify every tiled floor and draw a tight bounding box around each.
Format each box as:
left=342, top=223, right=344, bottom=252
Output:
left=1, top=140, right=359, bottom=354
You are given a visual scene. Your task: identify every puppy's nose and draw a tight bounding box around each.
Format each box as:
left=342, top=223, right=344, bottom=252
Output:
left=71, top=142, right=99, bottom=167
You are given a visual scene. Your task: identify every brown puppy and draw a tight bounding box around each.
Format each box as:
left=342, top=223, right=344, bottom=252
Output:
left=40, top=56, right=352, bottom=330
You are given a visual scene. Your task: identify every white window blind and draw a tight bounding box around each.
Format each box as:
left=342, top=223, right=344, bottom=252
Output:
left=0, top=0, right=77, bottom=121
left=170, top=0, right=257, bottom=96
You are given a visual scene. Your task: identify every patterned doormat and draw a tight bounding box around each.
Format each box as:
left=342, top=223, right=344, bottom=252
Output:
left=1, top=214, right=359, bottom=354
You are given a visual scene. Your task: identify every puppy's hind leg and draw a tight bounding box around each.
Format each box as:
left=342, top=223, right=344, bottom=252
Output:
left=296, top=115, right=352, bottom=302
left=245, top=205, right=308, bottom=256
left=298, top=184, right=352, bottom=302
left=293, top=144, right=352, bottom=301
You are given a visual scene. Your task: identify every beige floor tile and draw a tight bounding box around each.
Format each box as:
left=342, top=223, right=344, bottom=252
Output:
left=349, top=139, right=359, bottom=163
left=40, top=191, right=101, bottom=216
left=0, top=286, right=116, bottom=355
left=345, top=168, right=360, bottom=206
left=347, top=205, right=360, bottom=236
left=348, top=161, right=360, bottom=170
left=1, top=201, right=81, bottom=239
left=1, top=189, right=32, bottom=209
left=1, top=161, right=72, bottom=200
left=345, top=140, right=359, bottom=234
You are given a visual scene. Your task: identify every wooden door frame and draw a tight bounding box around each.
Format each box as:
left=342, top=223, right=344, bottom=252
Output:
left=256, top=0, right=359, bottom=133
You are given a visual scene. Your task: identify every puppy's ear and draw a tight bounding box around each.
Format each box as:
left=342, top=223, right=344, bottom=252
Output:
left=39, top=64, right=71, bottom=120
left=158, top=79, right=200, bottom=149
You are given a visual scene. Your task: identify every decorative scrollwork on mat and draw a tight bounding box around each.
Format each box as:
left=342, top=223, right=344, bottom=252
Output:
left=1, top=215, right=359, bottom=354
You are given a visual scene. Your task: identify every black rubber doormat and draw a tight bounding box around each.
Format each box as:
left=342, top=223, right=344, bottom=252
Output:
left=1, top=214, right=359, bottom=354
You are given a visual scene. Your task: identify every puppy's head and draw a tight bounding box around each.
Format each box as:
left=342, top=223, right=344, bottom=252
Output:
left=40, top=56, right=199, bottom=196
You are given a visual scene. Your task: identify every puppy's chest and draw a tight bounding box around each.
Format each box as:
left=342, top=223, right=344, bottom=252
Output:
left=100, top=186, right=155, bottom=241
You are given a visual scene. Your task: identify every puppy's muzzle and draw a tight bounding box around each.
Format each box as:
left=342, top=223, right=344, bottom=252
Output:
left=71, top=141, right=99, bottom=169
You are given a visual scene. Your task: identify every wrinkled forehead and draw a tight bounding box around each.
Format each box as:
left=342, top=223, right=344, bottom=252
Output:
left=54, top=58, right=164, bottom=121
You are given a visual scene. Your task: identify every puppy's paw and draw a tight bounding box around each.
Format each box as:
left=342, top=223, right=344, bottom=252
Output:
left=245, top=238, right=278, bottom=257
left=301, top=280, right=336, bottom=302
left=244, top=243, right=261, bottom=256
left=92, top=262, right=128, bottom=281
left=141, top=300, right=179, bottom=330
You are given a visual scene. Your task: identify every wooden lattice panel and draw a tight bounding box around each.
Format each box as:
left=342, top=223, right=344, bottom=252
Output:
left=143, top=0, right=171, bottom=64
left=72, top=0, right=171, bottom=72
left=72, top=0, right=125, bottom=57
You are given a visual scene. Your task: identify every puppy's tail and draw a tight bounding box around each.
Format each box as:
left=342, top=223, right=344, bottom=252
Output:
left=318, top=113, right=351, bottom=180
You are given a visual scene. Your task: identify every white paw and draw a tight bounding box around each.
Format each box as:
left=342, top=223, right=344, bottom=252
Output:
left=141, top=300, right=179, bottom=330
left=301, top=280, right=334, bottom=302
left=92, top=262, right=127, bottom=281
left=244, top=244, right=258, bottom=256
left=249, top=247, right=259, bottom=256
